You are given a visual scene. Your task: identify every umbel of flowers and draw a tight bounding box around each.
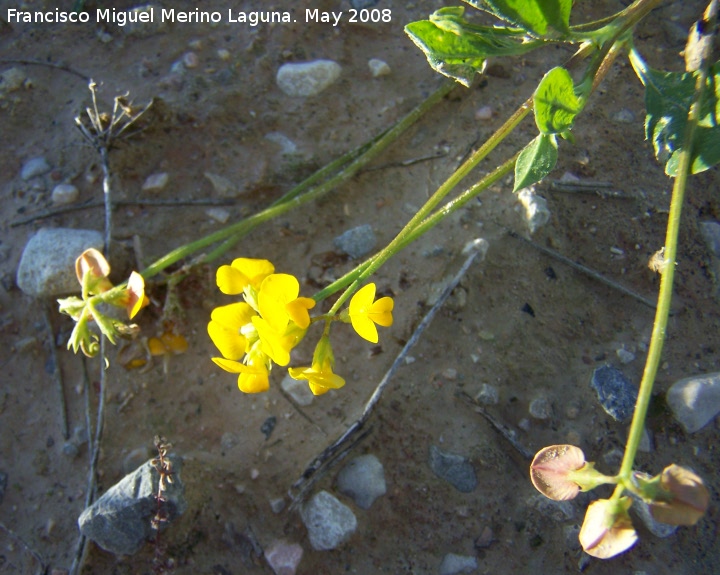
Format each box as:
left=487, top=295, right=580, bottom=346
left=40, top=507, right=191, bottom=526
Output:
left=207, top=257, right=393, bottom=395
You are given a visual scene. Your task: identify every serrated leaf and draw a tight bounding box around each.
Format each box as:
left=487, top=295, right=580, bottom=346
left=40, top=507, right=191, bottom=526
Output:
left=465, top=0, right=572, bottom=36
left=514, top=133, right=558, bottom=191
left=630, top=49, right=720, bottom=176
left=405, top=10, right=539, bottom=86
left=534, top=67, right=582, bottom=134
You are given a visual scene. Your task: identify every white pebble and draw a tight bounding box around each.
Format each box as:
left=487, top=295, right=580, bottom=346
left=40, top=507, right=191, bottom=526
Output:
left=142, top=172, right=169, bottom=192
left=217, top=48, right=231, bottom=61
left=475, top=383, right=499, bottom=405
left=276, top=60, right=341, bottom=97
left=517, top=187, right=551, bottom=234
left=368, top=58, right=391, bottom=77
left=616, top=348, right=636, bottom=364
left=182, top=52, right=199, bottom=69
left=51, top=184, right=79, bottom=205
left=205, top=207, right=230, bottom=224
left=529, top=396, right=552, bottom=420
left=475, top=105, right=493, bottom=121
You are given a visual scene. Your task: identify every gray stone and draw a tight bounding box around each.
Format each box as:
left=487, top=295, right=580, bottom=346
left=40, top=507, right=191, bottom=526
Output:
left=529, top=396, right=552, bottom=420
left=281, top=374, right=314, bottom=406
left=265, top=132, right=297, bottom=155
left=630, top=493, right=678, bottom=538
left=276, top=60, right=341, bottom=97
left=612, top=108, right=635, bottom=124
left=590, top=364, right=638, bottom=422
left=265, top=539, right=303, bottom=575
left=78, top=455, right=186, bottom=555
left=475, top=383, right=499, bottom=405
left=16, top=228, right=104, bottom=297
left=141, top=172, right=169, bottom=192
left=666, top=372, right=720, bottom=433
left=205, top=171, right=237, bottom=197
left=51, top=184, right=80, bottom=205
left=368, top=58, right=391, bottom=78
left=517, top=187, right=550, bottom=234
left=334, top=224, right=376, bottom=259
left=428, top=445, right=477, bottom=493
left=336, top=454, right=386, bottom=509
left=700, top=221, right=720, bottom=257
left=300, top=490, right=357, bottom=551
left=20, top=157, right=51, bottom=180
left=526, top=494, right=575, bottom=521
left=0, top=67, right=27, bottom=95
left=439, top=553, right=478, bottom=575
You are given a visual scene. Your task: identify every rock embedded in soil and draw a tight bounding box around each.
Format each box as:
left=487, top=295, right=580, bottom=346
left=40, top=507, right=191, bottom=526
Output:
left=590, top=364, right=638, bottom=422
left=333, top=224, right=376, bottom=259
left=51, top=184, right=79, bottom=205
left=368, top=58, right=391, bottom=77
left=428, top=445, right=477, bottom=493
left=78, top=454, right=186, bottom=556
left=475, top=383, right=499, bottom=405
left=20, top=156, right=51, bottom=180
left=336, top=454, right=387, bottom=509
left=529, top=396, right=552, bottom=420
left=265, top=539, right=303, bottom=575
left=141, top=172, right=169, bottom=192
left=300, top=490, right=357, bottom=551
left=439, top=553, right=478, bottom=575
left=16, top=228, right=104, bottom=297
left=517, top=187, right=550, bottom=234
left=276, top=60, right=341, bottom=97
left=666, top=371, right=720, bottom=433
left=699, top=221, right=720, bottom=257
left=281, top=374, right=314, bottom=406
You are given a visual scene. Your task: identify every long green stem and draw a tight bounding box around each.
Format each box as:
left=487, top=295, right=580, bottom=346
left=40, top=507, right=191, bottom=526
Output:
left=139, top=81, right=455, bottom=280
left=326, top=96, right=534, bottom=313
left=613, top=5, right=716, bottom=495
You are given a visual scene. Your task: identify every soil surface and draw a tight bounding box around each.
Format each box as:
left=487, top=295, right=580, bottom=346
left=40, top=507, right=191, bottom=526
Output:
left=1, top=1, right=719, bottom=574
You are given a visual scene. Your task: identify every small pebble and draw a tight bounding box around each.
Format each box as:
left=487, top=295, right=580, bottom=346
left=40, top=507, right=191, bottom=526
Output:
left=700, top=221, right=720, bottom=257
left=442, top=368, right=458, bottom=380
left=475, top=526, right=494, bottom=549
left=142, top=172, right=169, bottom=192
left=264, top=539, right=303, bottom=575
left=276, top=60, right=341, bottom=97
left=300, top=490, right=357, bottom=551
left=250, top=468, right=260, bottom=479
left=334, top=224, right=376, bottom=259
left=428, top=445, right=477, bottom=493
left=475, top=383, right=499, bottom=405
left=21, top=157, right=51, bottom=180
left=616, top=348, right=635, bottom=364
left=475, top=105, right=493, bottom=121
left=182, top=52, right=199, bottom=69
left=270, top=497, right=286, bottom=514
left=439, top=553, right=478, bottom=575
left=612, top=108, right=635, bottom=124
left=204, top=171, right=237, bottom=197
left=529, top=396, right=552, bottom=420
left=0, top=67, right=28, bottom=94
left=51, top=184, right=79, bottom=205
left=517, top=187, right=550, bottom=234
left=217, top=48, right=231, bottom=61
left=265, top=132, right=297, bottom=155
left=368, top=58, right=391, bottom=77
left=336, top=454, right=387, bottom=509
left=206, top=207, right=230, bottom=224
left=281, top=374, right=314, bottom=406
left=590, top=364, right=638, bottom=422
left=666, top=371, right=720, bottom=433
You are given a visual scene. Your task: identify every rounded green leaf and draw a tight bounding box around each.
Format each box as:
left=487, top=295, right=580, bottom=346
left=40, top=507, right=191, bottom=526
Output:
left=514, top=134, right=558, bottom=191
left=534, top=67, right=582, bottom=135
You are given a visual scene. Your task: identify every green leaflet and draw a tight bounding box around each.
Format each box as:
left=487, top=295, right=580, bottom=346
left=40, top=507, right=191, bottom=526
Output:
left=630, top=49, right=720, bottom=177
left=405, top=7, right=540, bottom=86
left=534, top=67, right=582, bottom=135
left=465, top=0, right=572, bottom=37
left=514, top=133, right=558, bottom=191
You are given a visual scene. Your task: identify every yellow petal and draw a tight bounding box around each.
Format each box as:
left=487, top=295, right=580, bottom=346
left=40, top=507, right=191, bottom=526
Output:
left=238, top=370, right=269, bottom=393
left=369, top=296, right=394, bottom=327
left=350, top=314, right=379, bottom=343
left=216, top=265, right=247, bottom=295
left=126, top=271, right=149, bottom=319
left=232, top=258, right=274, bottom=289
left=258, top=273, right=299, bottom=331
left=349, top=283, right=376, bottom=316
left=212, top=357, right=246, bottom=373
left=148, top=337, right=167, bottom=356
left=286, top=297, right=315, bottom=329
left=252, top=317, right=292, bottom=366
left=211, top=302, right=256, bottom=329
left=208, top=321, right=246, bottom=360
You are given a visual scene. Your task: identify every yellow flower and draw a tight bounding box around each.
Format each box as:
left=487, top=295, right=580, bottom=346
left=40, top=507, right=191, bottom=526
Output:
left=258, top=273, right=316, bottom=331
left=207, top=302, right=256, bottom=360
left=348, top=283, right=394, bottom=343
left=252, top=316, right=305, bottom=366
left=212, top=352, right=270, bottom=393
left=288, top=337, right=345, bottom=395
left=121, top=271, right=149, bottom=319
left=216, top=258, right=274, bottom=295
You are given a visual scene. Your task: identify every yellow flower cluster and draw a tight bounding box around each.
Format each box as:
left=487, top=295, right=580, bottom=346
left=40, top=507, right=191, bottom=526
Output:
left=208, top=257, right=394, bottom=396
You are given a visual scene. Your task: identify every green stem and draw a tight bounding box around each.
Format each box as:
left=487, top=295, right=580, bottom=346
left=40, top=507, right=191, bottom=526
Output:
left=326, top=96, right=534, bottom=313
left=139, top=81, right=455, bottom=280
left=613, top=5, right=716, bottom=497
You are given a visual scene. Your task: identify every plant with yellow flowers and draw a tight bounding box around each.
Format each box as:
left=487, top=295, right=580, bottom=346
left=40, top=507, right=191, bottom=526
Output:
left=207, top=258, right=393, bottom=395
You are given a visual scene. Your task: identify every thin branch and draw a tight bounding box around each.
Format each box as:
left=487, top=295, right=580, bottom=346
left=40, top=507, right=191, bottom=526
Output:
left=289, top=242, right=486, bottom=509
left=0, top=58, right=90, bottom=81
left=43, top=304, right=69, bottom=440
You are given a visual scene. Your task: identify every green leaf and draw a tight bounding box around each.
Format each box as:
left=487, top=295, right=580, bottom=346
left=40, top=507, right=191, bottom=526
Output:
left=405, top=9, right=540, bottom=86
left=630, top=49, right=720, bottom=176
left=465, top=0, right=572, bottom=37
left=514, top=133, right=558, bottom=191
left=534, top=67, right=582, bottom=134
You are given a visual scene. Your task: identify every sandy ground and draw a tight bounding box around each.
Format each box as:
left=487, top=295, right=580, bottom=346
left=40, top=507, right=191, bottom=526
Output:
left=1, top=1, right=719, bottom=574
